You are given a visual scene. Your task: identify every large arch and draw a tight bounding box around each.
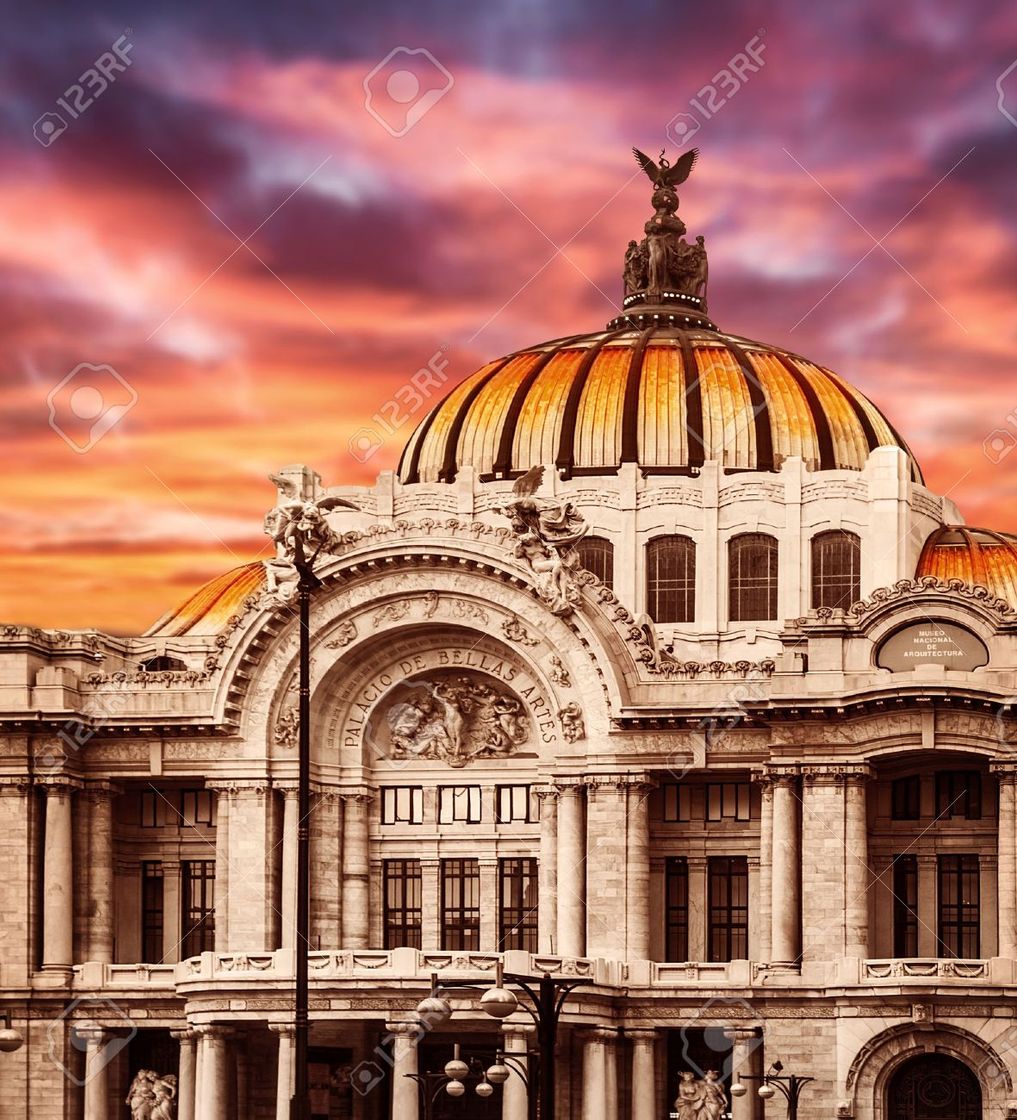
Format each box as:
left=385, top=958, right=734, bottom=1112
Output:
left=886, top=1053, right=981, bottom=1120
left=846, top=1023, right=1011, bottom=1120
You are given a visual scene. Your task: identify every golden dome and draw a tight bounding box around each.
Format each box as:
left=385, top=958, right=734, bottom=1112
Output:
left=146, top=562, right=265, bottom=637
left=397, top=325, right=923, bottom=484
left=917, top=526, right=1017, bottom=608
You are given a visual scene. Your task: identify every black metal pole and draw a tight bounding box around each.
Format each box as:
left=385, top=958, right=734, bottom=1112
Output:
left=291, top=548, right=314, bottom=1120
left=537, top=975, right=555, bottom=1120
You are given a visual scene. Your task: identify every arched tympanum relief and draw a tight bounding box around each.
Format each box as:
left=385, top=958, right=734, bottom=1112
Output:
left=368, top=670, right=533, bottom=768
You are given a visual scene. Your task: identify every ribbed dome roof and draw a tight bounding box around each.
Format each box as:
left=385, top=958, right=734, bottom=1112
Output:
left=917, top=526, right=1017, bottom=608
left=397, top=325, right=923, bottom=484
left=145, top=562, right=265, bottom=637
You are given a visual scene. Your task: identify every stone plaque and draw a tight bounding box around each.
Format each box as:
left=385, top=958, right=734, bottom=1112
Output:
left=876, top=621, right=988, bottom=671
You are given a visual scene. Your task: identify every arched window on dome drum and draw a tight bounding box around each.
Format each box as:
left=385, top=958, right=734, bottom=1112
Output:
left=728, top=533, right=778, bottom=622
left=574, top=535, right=614, bottom=589
left=811, top=530, right=861, bottom=610
left=646, top=536, right=696, bottom=624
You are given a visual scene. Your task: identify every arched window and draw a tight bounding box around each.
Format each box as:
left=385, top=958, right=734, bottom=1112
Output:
left=574, top=536, right=614, bottom=589
left=811, top=530, right=861, bottom=610
left=139, top=655, right=187, bottom=672
left=646, top=536, right=696, bottom=623
left=728, top=533, right=778, bottom=621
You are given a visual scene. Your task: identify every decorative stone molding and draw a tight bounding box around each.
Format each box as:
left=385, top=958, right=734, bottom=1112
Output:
left=557, top=702, right=585, bottom=743
left=548, top=655, right=572, bottom=687
left=800, top=763, right=871, bottom=785
left=273, top=707, right=299, bottom=748
left=323, top=620, right=358, bottom=648
left=205, top=780, right=272, bottom=800
left=501, top=614, right=539, bottom=646
left=847, top=577, right=1015, bottom=623
left=863, top=959, right=987, bottom=979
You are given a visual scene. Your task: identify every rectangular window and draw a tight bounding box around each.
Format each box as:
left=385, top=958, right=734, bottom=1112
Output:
left=441, top=859, right=481, bottom=950
left=662, top=784, right=692, bottom=823
left=438, top=786, right=482, bottom=824
left=665, top=857, right=689, bottom=962
left=181, top=860, right=215, bottom=959
left=891, top=776, right=921, bottom=821
left=499, top=858, right=538, bottom=952
left=706, top=783, right=751, bottom=822
left=383, top=860, right=422, bottom=950
left=937, top=854, right=980, bottom=958
left=381, top=787, right=424, bottom=825
left=707, top=856, right=748, bottom=962
left=140, top=790, right=173, bottom=828
left=141, top=861, right=164, bottom=963
left=892, top=854, right=919, bottom=957
left=180, top=789, right=215, bottom=827
left=496, top=786, right=538, bottom=824
left=935, top=772, right=982, bottom=820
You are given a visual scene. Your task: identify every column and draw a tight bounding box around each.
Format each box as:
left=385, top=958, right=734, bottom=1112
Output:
left=725, top=1028, right=762, bottom=1120
left=843, top=771, right=870, bottom=959
left=42, top=781, right=75, bottom=970
left=626, top=780, right=652, bottom=959
left=996, top=768, right=1017, bottom=957
left=604, top=1030, right=618, bottom=1120
left=279, top=788, right=299, bottom=949
left=310, top=789, right=343, bottom=948
left=387, top=1022, right=420, bottom=1120
left=85, top=783, right=116, bottom=962
left=271, top=1025, right=295, bottom=1120
left=628, top=1029, right=658, bottom=1120
left=480, top=859, right=499, bottom=951
left=557, top=783, right=586, bottom=957
left=769, top=775, right=800, bottom=966
left=172, top=1029, right=198, bottom=1120
left=535, top=787, right=559, bottom=953
left=756, top=776, right=773, bottom=963
left=194, top=1026, right=206, bottom=1120
left=81, top=1026, right=109, bottom=1120
left=580, top=1028, right=610, bottom=1120
left=916, top=855, right=938, bottom=957
left=501, top=1023, right=533, bottom=1120
left=197, top=1026, right=231, bottom=1119
left=341, top=793, right=372, bottom=948
left=211, top=786, right=230, bottom=951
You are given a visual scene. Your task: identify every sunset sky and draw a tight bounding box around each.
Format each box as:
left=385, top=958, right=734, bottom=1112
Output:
left=3, top=0, right=1017, bottom=633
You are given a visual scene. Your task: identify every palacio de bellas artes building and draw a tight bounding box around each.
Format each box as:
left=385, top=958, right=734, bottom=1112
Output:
left=4, top=141, right=1017, bottom=1120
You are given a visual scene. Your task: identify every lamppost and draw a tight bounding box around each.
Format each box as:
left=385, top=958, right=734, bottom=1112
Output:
left=290, top=533, right=319, bottom=1120
left=406, top=1045, right=504, bottom=1120
left=730, top=1061, right=814, bottom=1120
left=416, top=961, right=587, bottom=1120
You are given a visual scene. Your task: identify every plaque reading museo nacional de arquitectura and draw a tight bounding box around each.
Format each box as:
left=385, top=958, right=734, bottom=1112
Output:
left=876, top=620, right=990, bottom=672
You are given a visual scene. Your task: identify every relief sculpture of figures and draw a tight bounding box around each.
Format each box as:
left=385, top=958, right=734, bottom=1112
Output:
left=386, top=676, right=530, bottom=767
left=126, top=1070, right=177, bottom=1120
left=496, top=465, right=588, bottom=616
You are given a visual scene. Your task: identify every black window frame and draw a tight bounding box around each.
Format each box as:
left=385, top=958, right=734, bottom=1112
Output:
left=440, top=858, right=481, bottom=951
left=438, top=786, right=482, bottom=825
left=707, top=856, right=749, bottom=962
left=498, top=857, right=538, bottom=952
left=661, top=783, right=691, bottom=823
left=935, top=771, right=982, bottom=820
left=937, top=854, right=980, bottom=958
left=381, top=786, right=424, bottom=826
left=496, top=785, right=538, bottom=824
left=891, top=775, right=921, bottom=821
left=383, top=859, right=423, bottom=949
left=574, top=535, right=615, bottom=589
left=705, top=783, right=751, bottom=822
left=141, top=860, right=164, bottom=963
left=811, top=530, right=861, bottom=611
left=728, top=533, right=779, bottom=622
left=646, top=535, right=696, bottom=624
left=665, top=857, right=690, bottom=962
left=180, top=859, right=215, bottom=959
left=892, top=854, right=919, bottom=957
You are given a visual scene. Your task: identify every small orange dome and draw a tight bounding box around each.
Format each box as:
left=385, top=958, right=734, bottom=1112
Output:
left=397, top=325, right=922, bottom=484
left=145, top=562, right=265, bottom=637
left=917, top=526, right=1017, bottom=609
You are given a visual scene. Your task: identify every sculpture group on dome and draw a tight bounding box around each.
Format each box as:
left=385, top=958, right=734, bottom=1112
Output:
left=623, top=147, right=709, bottom=306
left=495, top=465, right=588, bottom=616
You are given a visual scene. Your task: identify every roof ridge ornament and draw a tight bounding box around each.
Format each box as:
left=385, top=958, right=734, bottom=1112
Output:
left=609, top=145, right=716, bottom=331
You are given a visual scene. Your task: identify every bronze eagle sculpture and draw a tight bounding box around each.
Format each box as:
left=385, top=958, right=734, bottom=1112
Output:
left=632, top=146, right=699, bottom=189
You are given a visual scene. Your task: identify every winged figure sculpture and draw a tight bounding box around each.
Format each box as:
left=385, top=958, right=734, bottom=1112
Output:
left=632, top=146, right=699, bottom=189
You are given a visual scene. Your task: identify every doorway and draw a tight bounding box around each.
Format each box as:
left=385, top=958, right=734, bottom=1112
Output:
left=887, top=1054, right=981, bottom=1120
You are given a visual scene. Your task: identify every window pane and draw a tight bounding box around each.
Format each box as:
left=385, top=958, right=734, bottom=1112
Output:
left=142, top=861, right=164, bottom=963
left=646, top=536, right=696, bottom=624
left=574, top=536, right=614, bottom=589
left=181, top=860, right=215, bottom=958
left=935, top=772, right=982, bottom=820
left=892, top=855, right=918, bottom=957
left=441, top=859, right=481, bottom=950
left=665, top=857, right=689, bottom=961
left=662, top=784, right=691, bottom=823
left=728, top=534, right=778, bottom=622
left=937, top=854, right=980, bottom=958
left=499, top=858, right=538, bottom=951
left=811, top=531, right=861, bottom=610
left=384, top=860, right=422, bottom=949
left=892, top=776, right=921, bottom=820
left=707, top=856, right=748, bottom=962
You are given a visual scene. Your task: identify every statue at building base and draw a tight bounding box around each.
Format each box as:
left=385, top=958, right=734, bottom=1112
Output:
left=126, top=1070, right=177, bottom=1120
left=672, top=1070, right=727, bottom=1120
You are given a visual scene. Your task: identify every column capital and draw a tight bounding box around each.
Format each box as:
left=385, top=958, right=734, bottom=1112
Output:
left=625, top=1028, right=660, bottom=1043
left=205, top=780, right=271, bottom=800
left=275, top=784, right=300, bottom=799
left=762, top=765, right=800, bottom=785
left=82, top=780, right=121, bottom=802
left=385, top=1021, right=422, bottom=1039
left=340, top=788, right=376, bottom=805
left=577, top=1026, right=619, bottom=1044
left=36, top=775, right=83, bottom=793
left=532, top=784, right=560, bottom=803
left=75, top=1023, right=108, bottom=1046
left=171, top=1027, right=197, bottom=1043
left=722, top=1026, right=761, bottom=1043
left=0, top=775, right=32, bottom=795
left=195, top=1024, right=233, bottom=1040
left=991, top=762, right=1017, bottom=780
left=801, top=763, right=871, bottom=785
left=501, top=1022, right=536, bottom=1042
left=269, top=1023, right=296, bottom=1038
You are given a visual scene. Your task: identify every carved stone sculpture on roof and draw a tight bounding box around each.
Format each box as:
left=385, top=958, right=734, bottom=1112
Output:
left=495, top=465, right=588, bottom=615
